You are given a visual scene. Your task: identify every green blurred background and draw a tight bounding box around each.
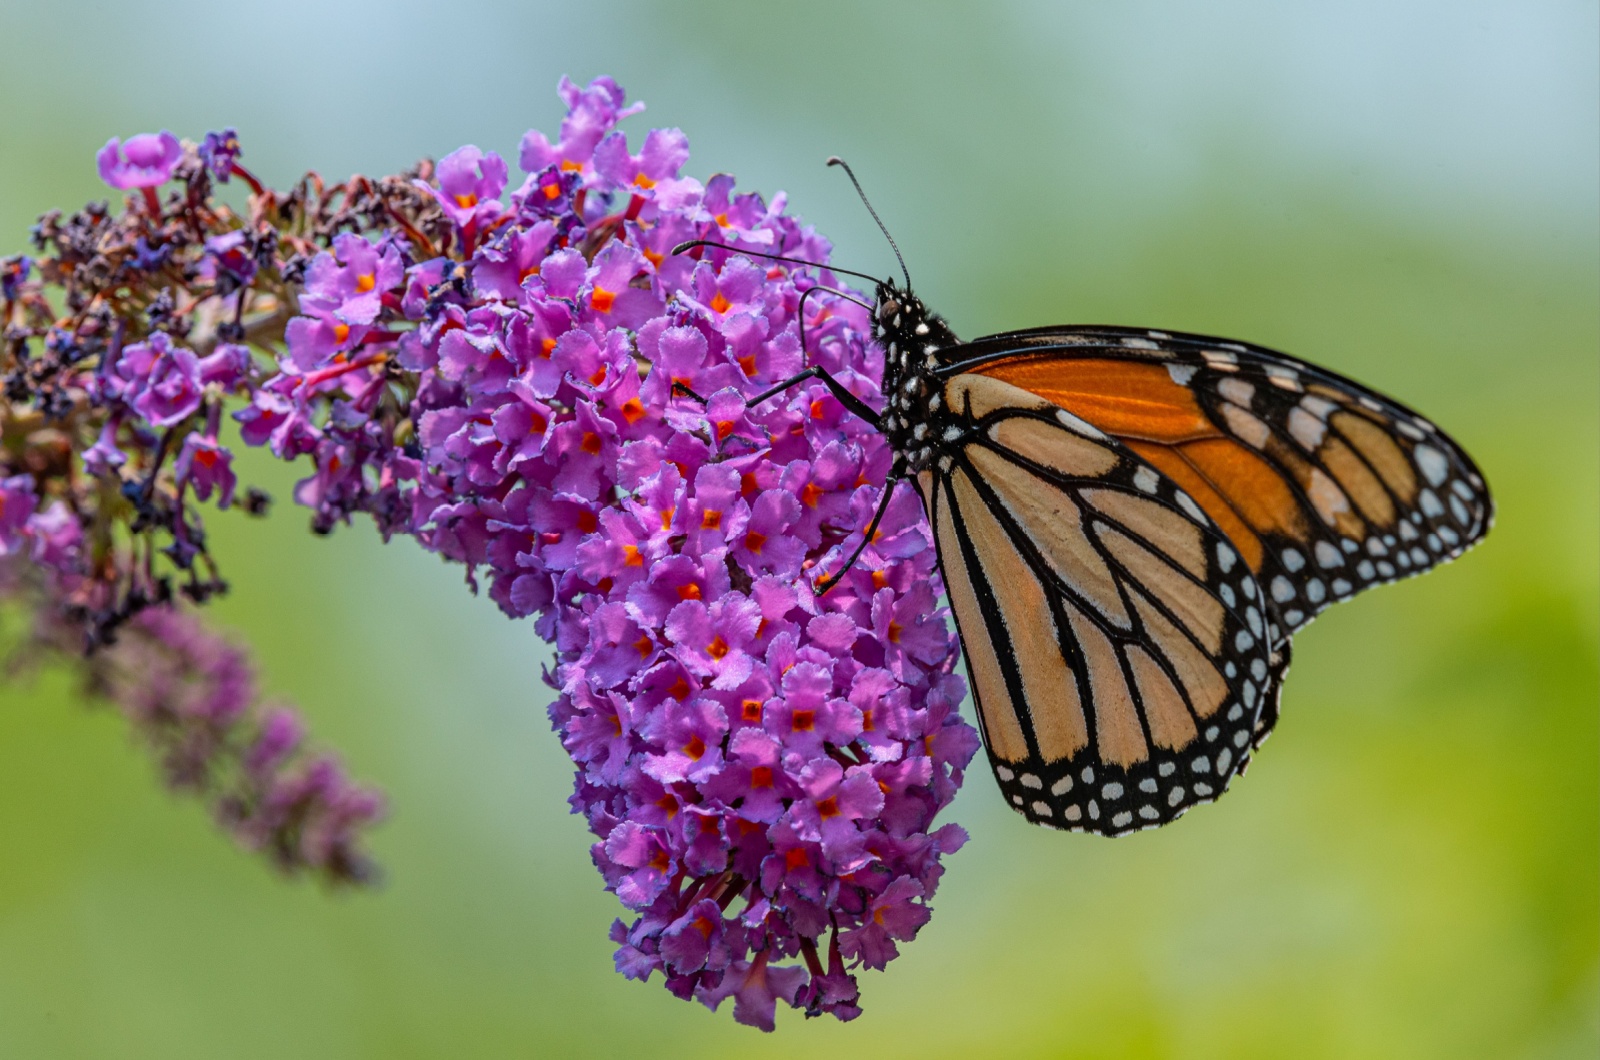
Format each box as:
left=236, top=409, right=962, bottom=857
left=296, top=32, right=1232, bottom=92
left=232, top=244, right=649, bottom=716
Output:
left=1, top=2, right=1595, bottom=1056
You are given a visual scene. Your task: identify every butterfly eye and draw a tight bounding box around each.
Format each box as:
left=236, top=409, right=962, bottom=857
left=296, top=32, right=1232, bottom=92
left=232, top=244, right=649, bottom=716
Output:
left=878, top=299, right=900, bottom=322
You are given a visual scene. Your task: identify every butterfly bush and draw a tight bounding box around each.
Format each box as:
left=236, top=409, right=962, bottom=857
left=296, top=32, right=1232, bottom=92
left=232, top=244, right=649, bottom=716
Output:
left=0, top=75, right=978, bottom=1028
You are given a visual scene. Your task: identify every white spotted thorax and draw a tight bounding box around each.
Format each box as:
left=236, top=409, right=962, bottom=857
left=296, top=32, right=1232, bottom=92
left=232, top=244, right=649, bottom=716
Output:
left=873, top=279, right=962, bottom=472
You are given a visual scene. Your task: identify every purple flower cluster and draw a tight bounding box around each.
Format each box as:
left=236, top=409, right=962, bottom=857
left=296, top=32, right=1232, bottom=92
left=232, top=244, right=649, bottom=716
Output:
left=250, top=76, right=979, bottom=1026
left=3, top=75, right=980, bottom=1026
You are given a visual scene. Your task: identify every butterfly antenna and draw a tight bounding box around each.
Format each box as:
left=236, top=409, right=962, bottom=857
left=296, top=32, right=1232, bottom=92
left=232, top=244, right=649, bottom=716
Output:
left=669, top=240, right=882, bottom=287
left=827, top=156, right=910, bottom=291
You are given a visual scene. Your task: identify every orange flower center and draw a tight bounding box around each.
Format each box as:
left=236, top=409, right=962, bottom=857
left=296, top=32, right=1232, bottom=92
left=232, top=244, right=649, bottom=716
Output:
left=706, top=636, right=729, bottom=660
left=590, top=285, right=616, bottom=312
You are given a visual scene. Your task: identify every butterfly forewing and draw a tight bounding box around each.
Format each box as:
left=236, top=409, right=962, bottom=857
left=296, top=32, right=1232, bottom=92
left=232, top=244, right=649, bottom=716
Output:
left=941, top=327, right=1492, bottom=645
left=919, top=372, right=1286, bottom=835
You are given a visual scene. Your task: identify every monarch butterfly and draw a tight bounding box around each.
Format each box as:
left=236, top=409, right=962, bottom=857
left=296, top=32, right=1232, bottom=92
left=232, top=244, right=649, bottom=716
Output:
left=674, top=161, right=1492, bottom=837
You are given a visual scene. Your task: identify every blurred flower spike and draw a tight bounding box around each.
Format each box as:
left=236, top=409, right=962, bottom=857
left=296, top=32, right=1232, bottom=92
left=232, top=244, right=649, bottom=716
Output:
left=0, top=74, right=977, bottom=1028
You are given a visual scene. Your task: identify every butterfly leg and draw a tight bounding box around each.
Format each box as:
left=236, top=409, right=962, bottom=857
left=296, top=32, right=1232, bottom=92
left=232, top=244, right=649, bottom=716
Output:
left=745, top=366, right=882, bottom=427
left=671, top=381, right=709, bottom=404
left=815, top=474, right=901, bottom=595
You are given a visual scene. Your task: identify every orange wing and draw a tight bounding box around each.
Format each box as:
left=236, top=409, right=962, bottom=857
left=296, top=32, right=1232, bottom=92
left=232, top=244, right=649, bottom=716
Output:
left=946, top=326, right=1492, bottom=654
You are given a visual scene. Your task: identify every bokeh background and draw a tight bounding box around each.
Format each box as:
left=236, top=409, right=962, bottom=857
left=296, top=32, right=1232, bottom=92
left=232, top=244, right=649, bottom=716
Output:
left=1, top=1, right=1595, bottom=1056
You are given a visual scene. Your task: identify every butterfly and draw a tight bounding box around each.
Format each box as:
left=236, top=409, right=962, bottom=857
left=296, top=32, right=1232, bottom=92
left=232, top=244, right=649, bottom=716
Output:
left=674, top=162, right=1493, bottom=837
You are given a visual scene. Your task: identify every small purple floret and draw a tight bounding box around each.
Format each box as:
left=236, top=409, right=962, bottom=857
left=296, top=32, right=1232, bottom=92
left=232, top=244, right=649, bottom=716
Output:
left=200, top=128, right=242, bottom=183
left=97, top=131, right=182, bottom=189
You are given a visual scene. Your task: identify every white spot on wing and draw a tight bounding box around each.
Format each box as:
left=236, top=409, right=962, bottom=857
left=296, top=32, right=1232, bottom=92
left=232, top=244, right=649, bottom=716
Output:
left=1288, top=407, right=1326, bottom=449
left=1221, top=402, right=1271, bottom=448
left=1307, top=468, right=1352, bottom=527
left=1175, top=491, right=1206, bottom=524
left=1217, top=378, right=1255, bottom=406
left=1133, top=466, right=1160, bottom=494
left=1415, top=445, right=1449, bottom=486
left=1166, top=363, right=1198, bottom=386
left=1264, top=364, right=1301, bottom=391
left=1055, top=409, right=1107, bottom=440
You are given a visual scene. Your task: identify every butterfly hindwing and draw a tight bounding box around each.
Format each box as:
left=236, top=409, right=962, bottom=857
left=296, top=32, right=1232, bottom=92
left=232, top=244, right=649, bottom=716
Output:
left=939, top=326, right=1493, bottom=646
left=917, top=372, right=1287, bottom=836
